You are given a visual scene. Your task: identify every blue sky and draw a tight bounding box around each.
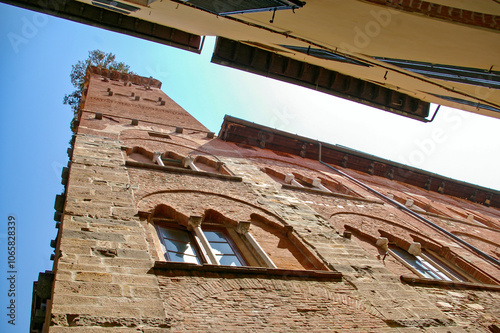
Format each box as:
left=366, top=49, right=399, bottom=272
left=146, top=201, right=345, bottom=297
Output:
left=0, top=3, right=499, bottom=332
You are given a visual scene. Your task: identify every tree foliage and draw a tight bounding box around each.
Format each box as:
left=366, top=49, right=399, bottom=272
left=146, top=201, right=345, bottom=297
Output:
left=64, top=50, right=132, bottom=132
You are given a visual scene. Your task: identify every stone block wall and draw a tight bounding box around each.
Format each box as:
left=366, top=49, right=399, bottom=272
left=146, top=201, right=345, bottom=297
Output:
left=49, top=133, right=170, bottom=330
left=41, top=67, right=500, bottom=332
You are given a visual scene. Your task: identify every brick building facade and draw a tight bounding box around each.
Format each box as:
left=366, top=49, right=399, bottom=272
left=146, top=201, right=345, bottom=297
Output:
left=32, top=67, right=500, bottom=332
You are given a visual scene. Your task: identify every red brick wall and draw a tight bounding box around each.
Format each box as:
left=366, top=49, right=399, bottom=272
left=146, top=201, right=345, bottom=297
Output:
left=47, top=68, right=500, bottom=331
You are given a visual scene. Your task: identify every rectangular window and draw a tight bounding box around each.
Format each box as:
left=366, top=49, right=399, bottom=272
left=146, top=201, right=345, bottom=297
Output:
left=390, top=247, right=467, bottom=282
left=156, top=223, right=246, bottom=266
left=184, top=0, right=305, bottom=16
left=92, top=0, right=140, bottom=15
left=157, top=226, right=202, bottom=264
left=376, top=57, right=500, bottom=90
left=429, top=94, right=500, bottom=114
left=204, top=229, right=245, bottom=266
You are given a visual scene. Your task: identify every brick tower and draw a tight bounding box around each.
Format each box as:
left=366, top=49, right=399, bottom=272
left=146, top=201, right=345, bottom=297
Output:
left=32, top=67, right=500, bottom=332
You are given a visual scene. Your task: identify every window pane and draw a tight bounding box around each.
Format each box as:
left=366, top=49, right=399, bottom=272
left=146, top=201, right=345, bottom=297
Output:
left=161, top=228, right=191, bottom=243
left=209, top=241, right=234, bottom=256
left=158, top=226, right=201, bottom=264
left=412, top=259, right=430, bottom=274
left=168, top=251, right=200, bottom=264
left=424, top=252, right=467, bottom=281
left=391, top=247, right=412, bottom=260
left=164, top=238, right=197, bottom=256
left=186, top=0, right=303, bottom=16
left=204, top=230, right=227, bottom=242
left=417, top=256, right=452, bottom=281
left=392, top=247, right=454, bottom=281
left=203, top=229, right=246, bottom=266
left=218, top=254, right=242, bottom=266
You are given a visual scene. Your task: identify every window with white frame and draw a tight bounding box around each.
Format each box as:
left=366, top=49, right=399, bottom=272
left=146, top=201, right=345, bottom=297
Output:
left=390, top=246, right=468, bottom=282
left=203, top=228, right=246, bottom=266
left=156, top=225, right=204, bottom=264
left=155, top=217, right=274, bottom=268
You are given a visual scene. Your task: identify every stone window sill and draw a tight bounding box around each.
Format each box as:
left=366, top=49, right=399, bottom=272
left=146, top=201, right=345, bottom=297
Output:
left=125, top=161, right=242, bottom=181
left=401, top=275, right=500, bottom=291
left=154, top=261, right=342, bottom=281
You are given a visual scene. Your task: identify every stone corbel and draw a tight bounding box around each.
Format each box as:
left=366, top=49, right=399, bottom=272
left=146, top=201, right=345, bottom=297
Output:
left=299, top=143, right=307, bottom=158
left=153, top=152, right=164, bottom=166
left=183, top=155, right=199, bottom=171
left=216, top=161, right=225, bottom=172
left=312, top=178, right=331, bottom=192
left=376, top=237, right=389, bottom=251
left=285, top=173, right=303, bottom=187
left=188, top=216, right=217, bottom=264
left=408, top=242, right=422, bottom=256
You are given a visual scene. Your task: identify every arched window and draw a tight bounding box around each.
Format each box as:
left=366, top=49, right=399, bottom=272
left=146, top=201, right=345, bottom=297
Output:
left=151, top=207, right=327, bottom=270
left=154, top=151, right=185, bottom=168
left=155, top=220, right=249, bottom=266
left=153, top=211, right=270, bottom=267
left=389, top=245, right=469, bottom=282
left=127, top=147, right=154, bottom=164
left=262, top=167, right=361, bottom=197
left=192, top=156, right=231, bottom=175
left=344, top=224, right=474, bottom=282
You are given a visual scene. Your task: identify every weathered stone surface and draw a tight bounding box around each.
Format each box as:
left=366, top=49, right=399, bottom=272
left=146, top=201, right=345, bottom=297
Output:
left=74, top=272, right=113, bottom=283
left=62, top=230, right=126, bottom=243
left=53, top=281, right=123, bottom=297
left=67, top=314, right=171, bottom=327
left=43, top=69, right=500, bottom=333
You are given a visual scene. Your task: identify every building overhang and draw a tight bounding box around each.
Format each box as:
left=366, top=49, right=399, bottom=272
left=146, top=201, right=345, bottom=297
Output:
left=3, top=0, right=500, bottom=120
left=0, top=0, right=203, bottom=53
left=211, top=37, right=431, bottom=121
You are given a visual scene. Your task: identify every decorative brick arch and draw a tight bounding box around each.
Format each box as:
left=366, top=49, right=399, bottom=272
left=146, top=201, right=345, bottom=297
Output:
left=126, top=146, right=154, bottom=164
left=138, top=189, right=288, bottom=227
left=144, top=195, right=328, bottom=270
left=152, top=203, right=190, bottom=226
left=338, top=214, right=500, bottom=284
left=193, top=155, right=218, bottom=167
left=203, top=208, right=238, bottom=227
left=330, top=211, right=427, bottom=240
